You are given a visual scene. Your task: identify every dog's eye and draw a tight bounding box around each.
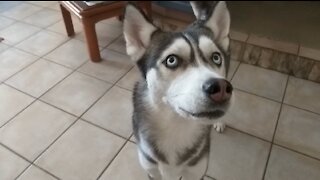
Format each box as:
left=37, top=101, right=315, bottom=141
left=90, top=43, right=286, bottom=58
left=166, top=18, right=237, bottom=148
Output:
left=212, top=52, right=222, bottom=65
left=164, top=55, right=179, bottom=69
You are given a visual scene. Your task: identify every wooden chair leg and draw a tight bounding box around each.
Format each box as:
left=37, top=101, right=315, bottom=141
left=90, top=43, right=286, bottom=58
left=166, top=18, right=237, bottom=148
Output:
left=82, top=19, right=101, bottom=62
left=60, top=4, right=75, bottom=37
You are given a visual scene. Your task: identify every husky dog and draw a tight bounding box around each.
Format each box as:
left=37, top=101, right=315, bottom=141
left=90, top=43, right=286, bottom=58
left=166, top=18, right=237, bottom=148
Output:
left=123, top=1, right=233, bottom=180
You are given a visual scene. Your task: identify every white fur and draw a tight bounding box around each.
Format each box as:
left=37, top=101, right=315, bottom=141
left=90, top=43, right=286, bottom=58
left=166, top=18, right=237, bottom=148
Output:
left=123, top=5, right=157, bottom=61
left=205, top=1, right=230, bottom=50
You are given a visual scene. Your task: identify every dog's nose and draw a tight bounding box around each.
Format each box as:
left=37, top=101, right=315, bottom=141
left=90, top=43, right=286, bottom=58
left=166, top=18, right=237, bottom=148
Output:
left=202, top=78, right=233, bottom=103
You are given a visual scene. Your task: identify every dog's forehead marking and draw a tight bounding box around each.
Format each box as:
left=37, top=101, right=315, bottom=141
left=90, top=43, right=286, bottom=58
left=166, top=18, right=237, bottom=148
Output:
left=158, top=37, right=191, bottom=64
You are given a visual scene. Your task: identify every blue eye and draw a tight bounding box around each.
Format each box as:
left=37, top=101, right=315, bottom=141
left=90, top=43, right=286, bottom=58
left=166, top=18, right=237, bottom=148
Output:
left=212, top=52, right=222, bottom=65
left=164, top=55, right=179, bottom=69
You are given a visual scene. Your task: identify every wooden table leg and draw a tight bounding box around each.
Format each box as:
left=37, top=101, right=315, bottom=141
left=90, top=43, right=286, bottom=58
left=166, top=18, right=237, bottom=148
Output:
left=82, top=19, right=101, bottom=62
left=60, top=4, right=75, bottom=37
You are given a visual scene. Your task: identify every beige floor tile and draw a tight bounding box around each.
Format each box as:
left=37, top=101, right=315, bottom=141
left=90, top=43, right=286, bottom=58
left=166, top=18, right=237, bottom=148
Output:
left=83, top=86, right=133, bottom=138
left=284, top=77, right=320, bottom=113
left=275, top=105, right=320, bottom=159
left=22, top=9, right=61, bottom=28
left=207, top=129, right=270, bottom=180
left=0, top=16, right=15, bottom=30
left=46, top=20, right=82, bottom=36
left=28, top=1, right=57, bottom=8
left=227, top=60, right=240, bottom=81
left=0, top=43, right=9, bottom=54
left=203, top=176, right=215, bottom=180
left=0, top=48, right=39, bottom=82
left=0, top=22, right=41, bottom=45
left=99, top=142, right=149, bottom=180
left=100, top=17, right=123, bottom=29
left=247, top=34, right=299, bottom=54
left=36, top=120, right=125, bottom=180
left=78, top=49, right=133, bottom=83
left=17, top=165, right=57, bottom=180
left=0, top=145, right=30, bottom=180
left=2, top=3, right=42, bottom=20
left=41, top=72, right=111, bottom=116
left=44, top=39, right=89, bottom=69
left=232, top=63, right=288, bottom=101
left=6, top=60, right=72, bottom=97
left=299, top=46, right=320, bottom=62
left=0, top=101, right=76, bottom=161
left=108, top=36, right=126, bottom=54
left=265, top=145, right=320, bottom=180
left=116, top=67, right=141, bottom=91
left=75, top=22, right=122, bottom=47
left=220, top=90, right=281, bottom=141
left=0, top=84, right=34, bottom=127
left=16, top=30, right=68, bottom=56
left=0, top=1, right=23, bottom=13
left=230, top=30, right=248, bottom=42
left=47, top=3, right=60, bottom=11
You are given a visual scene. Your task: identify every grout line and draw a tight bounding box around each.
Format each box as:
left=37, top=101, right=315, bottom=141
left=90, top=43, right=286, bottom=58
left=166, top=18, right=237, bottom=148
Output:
left=262, top=74, right=289, bottom=180
left=229, top=61, right=241, bottom=81
left=282, top=102, right=320, bottom=116
left=272, top=143, right=320, bottom=162
left=14, top=57, right=136, bottom=178
left=233, top=87, right=283, bottom=103
left=227, top=127, right=271, bottom=144
left=96, top=140, right=129, bottom=180
left=80, top=119, right=129, bottom=141
left=14, top=118, right=79, bottom=180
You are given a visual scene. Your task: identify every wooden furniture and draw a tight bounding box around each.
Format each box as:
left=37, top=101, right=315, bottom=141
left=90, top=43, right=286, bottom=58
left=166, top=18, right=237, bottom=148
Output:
left=59, top=1, right=152, bottom=62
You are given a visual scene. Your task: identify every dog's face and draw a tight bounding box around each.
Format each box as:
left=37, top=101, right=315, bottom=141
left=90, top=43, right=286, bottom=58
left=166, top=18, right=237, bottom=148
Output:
left=124, top=1, right=233, bottom=123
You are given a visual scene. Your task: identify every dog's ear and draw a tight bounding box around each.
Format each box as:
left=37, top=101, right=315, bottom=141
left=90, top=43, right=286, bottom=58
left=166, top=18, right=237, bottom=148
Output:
left=191, top=1, right=230, bottom=50
left=123, top=4, right=157, bottom=62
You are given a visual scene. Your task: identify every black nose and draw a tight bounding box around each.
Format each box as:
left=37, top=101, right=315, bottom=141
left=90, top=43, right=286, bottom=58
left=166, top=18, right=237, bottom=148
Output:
left=202, top=78, right=233, bottom=103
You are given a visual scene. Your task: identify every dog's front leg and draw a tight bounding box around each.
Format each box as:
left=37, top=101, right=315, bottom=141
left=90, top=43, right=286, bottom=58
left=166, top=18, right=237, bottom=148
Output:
left=138, top=150, right=162, bottom=180
left=181, top=156, right=208, bottom=180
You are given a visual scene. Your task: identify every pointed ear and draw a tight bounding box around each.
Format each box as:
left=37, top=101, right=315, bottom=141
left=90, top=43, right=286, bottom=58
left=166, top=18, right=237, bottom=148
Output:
left=123, top=4, right=157, bottom=62
left=190, top=1, right=217, bottom=20
left=205, top=1, right=231, bottom=50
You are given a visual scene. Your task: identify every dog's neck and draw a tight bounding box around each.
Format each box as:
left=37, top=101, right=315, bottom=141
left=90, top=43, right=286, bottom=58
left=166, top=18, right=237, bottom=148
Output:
left=142, top=87, right=210, bottom=164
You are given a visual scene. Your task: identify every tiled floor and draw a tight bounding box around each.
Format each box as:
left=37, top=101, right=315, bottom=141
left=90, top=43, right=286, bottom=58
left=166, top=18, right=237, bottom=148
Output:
left=0, top=2, right=320, bottom=180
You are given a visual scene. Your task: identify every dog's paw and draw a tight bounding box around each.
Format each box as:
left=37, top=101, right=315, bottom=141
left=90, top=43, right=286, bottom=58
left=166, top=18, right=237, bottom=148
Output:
left=213, top=122, right=225, bottom=133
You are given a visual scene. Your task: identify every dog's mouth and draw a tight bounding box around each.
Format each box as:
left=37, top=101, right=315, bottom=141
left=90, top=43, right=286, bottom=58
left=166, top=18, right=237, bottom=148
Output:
left=179, top=108, right=225, bottom=119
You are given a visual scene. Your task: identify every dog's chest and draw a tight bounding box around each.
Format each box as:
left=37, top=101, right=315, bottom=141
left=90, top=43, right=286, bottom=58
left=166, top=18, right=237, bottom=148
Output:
left=150, top=111, right=205, bottom=163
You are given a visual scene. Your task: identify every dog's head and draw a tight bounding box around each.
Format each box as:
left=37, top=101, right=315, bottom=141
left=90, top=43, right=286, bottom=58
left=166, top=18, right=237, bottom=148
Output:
left=124, top=1, right=233, bottom=123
